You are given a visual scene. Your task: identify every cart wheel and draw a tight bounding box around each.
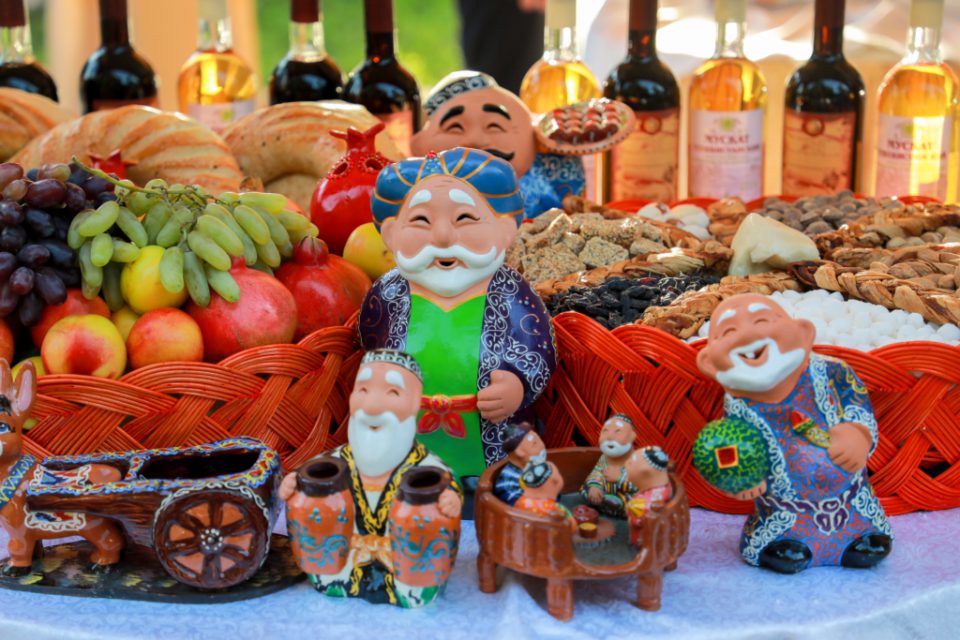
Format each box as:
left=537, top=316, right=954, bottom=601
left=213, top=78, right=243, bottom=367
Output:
left=153, top=490, right=269, bottom=589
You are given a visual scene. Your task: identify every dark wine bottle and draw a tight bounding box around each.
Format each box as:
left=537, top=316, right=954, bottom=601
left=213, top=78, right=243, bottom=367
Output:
left=343, top=0, right=421, bottom=155
left=783, top=0, right=864, bottom=196
left=80, top=0, right=158, bottom=113
left=270, top=0, right=342, bottom=104
left=602, top=0, right=679, bottom=202
left=0, top=0, right=57, bottom=101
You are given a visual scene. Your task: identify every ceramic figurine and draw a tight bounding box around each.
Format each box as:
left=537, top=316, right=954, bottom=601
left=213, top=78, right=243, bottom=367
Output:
left=580, top=414, right=639, bottom=518
left=361, top=147, right=557, bottom=493
left=281, top=349, right=463, bottom=608
left=492, top=422, right=547, bottom=505
left=514, top=460, right=576, bottom=531
left=695, top=294, right=893, bottom=574
left=410, top=70, right=585, bottom=220
left=624, top=446, right=672, bottom=518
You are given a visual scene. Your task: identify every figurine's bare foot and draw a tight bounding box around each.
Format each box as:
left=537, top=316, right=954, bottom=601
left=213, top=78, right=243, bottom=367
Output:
left=279, top=472, right=297, bottom=501
left=1, top=563, right=33, bottom=577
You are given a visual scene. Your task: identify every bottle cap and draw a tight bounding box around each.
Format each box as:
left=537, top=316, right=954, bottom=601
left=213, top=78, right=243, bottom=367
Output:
left=291, top=0, right=320, bottom=24
left=0, top=0, right=26, bottom=28
left=546, top=0, right=577, bottom=30
left=198, top=0, right=229, bottom=21
left=715, top=0, right=746, bottom=24
left=910, top=0, right=944, bottom=29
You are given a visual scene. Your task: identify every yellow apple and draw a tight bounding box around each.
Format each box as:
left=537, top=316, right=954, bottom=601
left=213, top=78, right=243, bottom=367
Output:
left=342, top=222, right=396, bottom=281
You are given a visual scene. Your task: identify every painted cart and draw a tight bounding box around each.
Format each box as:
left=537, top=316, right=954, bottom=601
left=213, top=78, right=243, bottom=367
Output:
left=25, top=437, right=282, bottom=590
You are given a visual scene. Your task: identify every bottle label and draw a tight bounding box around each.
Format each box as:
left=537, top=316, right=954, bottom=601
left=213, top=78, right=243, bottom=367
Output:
left=876, top=114, right=952, bottom=200
left=690, top=109, right=764, bottom=201
left=782, top=111, right=856, bottom=196
left=378, top=110, right=413, bottom=156
left=610, top=108, right=679, bottom=202
left=91, top=95, right=159, bottom=112
left=187, top=99, right=257, bottom=134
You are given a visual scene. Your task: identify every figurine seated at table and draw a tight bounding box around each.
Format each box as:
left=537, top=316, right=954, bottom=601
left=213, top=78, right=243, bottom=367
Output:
left=580, top=414, right=642, bottom=518
left=695, top=294, right=893, bottom=574
left=624, top=446, right=672, bottom=519
left=281, top=349, right=463, bottom=608
left=514, top=460, right=576, bottom=532
left=492, top=422, right=547, bottom=505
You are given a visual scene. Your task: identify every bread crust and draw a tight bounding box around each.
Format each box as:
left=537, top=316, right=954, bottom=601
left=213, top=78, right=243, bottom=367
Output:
left=0, top=88, right=75, bottom=161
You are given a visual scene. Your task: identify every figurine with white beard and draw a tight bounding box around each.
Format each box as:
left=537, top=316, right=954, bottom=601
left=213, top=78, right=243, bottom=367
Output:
left=280, top=349, right=462, bottom=604
left=360, top=148, right=557, bottom=497
left=580, top=414, right=640, bottom=518
left=696, top=294, right=892, bottom=574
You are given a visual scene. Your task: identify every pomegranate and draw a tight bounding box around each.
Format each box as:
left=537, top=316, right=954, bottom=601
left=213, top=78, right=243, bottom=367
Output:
left=186, top=258, right=297, bottom=362
left=275, top=237, right=371, bottom=341
left=310, top=123, right=391, bottom=255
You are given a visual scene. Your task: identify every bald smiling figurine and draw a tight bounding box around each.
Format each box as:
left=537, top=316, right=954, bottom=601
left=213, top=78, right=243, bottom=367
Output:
left=696, top=294, right=892, bottom=574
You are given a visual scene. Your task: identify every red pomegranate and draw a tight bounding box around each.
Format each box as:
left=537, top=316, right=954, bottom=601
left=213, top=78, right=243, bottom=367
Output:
left=275, top=237, right=372, bottom=341
left=186, top=258, right=298, bottom=362
left=310, top=123, right=391, bottom=255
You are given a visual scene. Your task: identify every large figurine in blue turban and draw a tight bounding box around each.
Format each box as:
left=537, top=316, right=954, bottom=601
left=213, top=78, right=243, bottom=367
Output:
left=360, top=147, right=556, bottom=497
left=410, top=71, right=585, bottom=220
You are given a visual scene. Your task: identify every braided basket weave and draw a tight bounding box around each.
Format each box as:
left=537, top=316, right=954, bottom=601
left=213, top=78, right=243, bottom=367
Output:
left=21, top=313, right=960, bottom=516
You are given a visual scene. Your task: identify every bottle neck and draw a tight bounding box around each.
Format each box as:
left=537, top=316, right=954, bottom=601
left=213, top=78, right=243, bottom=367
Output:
left=0, top=24, right=33, bottom=63
left=544, top=25, right=578, bottom=62
left=714, top=20, right=746, bottom=58
left=366, top=31, right=395, bottom=61
left=289, top=20, right=327, bottom=58
left=364, top=0, right=395, bottom=60
left=813, top=0, right=844, bottom=57
left=627, top=0, right=657, bottom=58
left=198, top=15, right=233, bottom=52
left=100, top=0, right=129, bottom=47
left=904, top=25, right=942, bottom=64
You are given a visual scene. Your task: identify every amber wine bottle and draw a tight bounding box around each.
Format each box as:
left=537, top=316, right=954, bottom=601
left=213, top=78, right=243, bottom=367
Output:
left=603, top=0, right=679, bottom=203
left=783, top=0, right=864, bottom=196
left=0, top=0, right=57, bottom=101
left=80, top=0, right=158, bottom=113
left=344, top=0, right=420, bottom=156
left=688, top=0, right=766, bottom=201
left=269, top=0, right=342, bottom=104
left=178, top=0, right=257, bottom=134
left=875, top=0, right=958, bottom=201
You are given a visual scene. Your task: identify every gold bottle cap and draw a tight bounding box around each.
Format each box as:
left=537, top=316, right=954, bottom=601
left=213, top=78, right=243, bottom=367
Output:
left=546, top=0, right=577, bottom=30
left=715, top=0, right=746, bottom=23
left=910, top=0, right=944, bottom=29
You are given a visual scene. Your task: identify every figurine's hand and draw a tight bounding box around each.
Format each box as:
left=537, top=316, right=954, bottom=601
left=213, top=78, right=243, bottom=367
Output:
left=477, top=370, right=524, bottom=423
left=438, top=489, right=462, bottom=518
left=279, top=472, right=297, bottom=502
left=828, top=422, right=872, bottom=473
left=726, top=480, right=767, bottom=501
left=587, top=486, right=603, bottom=504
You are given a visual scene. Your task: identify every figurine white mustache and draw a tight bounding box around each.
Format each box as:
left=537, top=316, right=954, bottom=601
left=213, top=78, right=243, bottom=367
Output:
left=348, top=409, right=418, bottom=477
left=600, top=440, right=632, bottom=457
left=395, top=244, right=504, bottom=297
left=715, top=337, right=807, bottom=393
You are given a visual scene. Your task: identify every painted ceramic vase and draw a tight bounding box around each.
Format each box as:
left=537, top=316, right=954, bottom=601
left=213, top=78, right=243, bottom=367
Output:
left=388, top=466, right=460, bottom=593
left=286, top=456, right=355, bottom=576
left=692, top=416, right=771, bottom=495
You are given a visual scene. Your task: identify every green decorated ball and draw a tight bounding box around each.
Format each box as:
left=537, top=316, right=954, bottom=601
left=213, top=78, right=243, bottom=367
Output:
left=693, top=417, right=771, bottom=495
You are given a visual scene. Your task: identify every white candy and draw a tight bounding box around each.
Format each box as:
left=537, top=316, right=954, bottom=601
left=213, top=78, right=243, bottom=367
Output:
left=907, top=313, right=925, bottom=328
left=938, top=324, right=960, bottom=340
left=637, top=204, right=665, bottom=219
left=682, top=224, right=713, bottom=240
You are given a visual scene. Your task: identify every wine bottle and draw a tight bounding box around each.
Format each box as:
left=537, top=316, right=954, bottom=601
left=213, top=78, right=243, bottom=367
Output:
left=269, top=0, right=343, bottom=104
left=344, top=0, right=420, bottom=156
left=178, top=0, right=257, bottom=134
left=875, top=0, right=958, bottom=201
left=688, top=0, right=766, bottom=201
left=0, top=0, right=57, bottom=101
left=783, top=0, right=864, bottom=196
left=80, top=0, right=158, bottom=113
left=603, top=0, right=679, bottom=203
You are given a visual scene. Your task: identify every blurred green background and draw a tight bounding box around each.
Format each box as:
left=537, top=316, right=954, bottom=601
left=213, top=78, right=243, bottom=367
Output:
left=256, top=0, right=463, bottom=88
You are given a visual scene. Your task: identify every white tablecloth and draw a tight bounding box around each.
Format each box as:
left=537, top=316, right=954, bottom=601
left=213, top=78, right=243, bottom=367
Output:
left=0, top=508, right=958, bottom=640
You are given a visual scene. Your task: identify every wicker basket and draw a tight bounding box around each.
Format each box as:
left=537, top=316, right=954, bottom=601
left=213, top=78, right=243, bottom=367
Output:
left=22, top=313, right=960, bottom=516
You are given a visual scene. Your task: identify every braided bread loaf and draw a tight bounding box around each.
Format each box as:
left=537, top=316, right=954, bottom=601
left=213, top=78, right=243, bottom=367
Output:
left=0, top=88, right=75, bottom=161
left=12, top=105, right=243, bottom=193
left=222, top=101, right=402, bottom=211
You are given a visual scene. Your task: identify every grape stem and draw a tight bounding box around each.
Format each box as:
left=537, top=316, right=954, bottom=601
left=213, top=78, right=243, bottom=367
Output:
left=71, top=156, right=228, bottom=207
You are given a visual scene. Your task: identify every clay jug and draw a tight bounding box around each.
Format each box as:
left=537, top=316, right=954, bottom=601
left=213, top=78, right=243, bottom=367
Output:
left=286, top=456, right=355, bottom=576
left=388, top=466, right=461, bottom=589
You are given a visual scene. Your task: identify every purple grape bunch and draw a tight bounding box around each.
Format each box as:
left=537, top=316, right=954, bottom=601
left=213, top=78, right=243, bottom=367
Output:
left=0, top=161, right=116, bottom=326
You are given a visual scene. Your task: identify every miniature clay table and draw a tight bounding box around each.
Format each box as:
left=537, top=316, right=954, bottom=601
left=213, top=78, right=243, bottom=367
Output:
left=1, top=508, right=959, bottom=639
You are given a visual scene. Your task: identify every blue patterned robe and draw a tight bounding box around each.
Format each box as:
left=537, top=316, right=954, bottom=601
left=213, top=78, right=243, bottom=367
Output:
left=519, top=154, right=585, bottom=220
left=725, top=355, right=892, bottom=567
left=358, top=266, right=557, bottom=467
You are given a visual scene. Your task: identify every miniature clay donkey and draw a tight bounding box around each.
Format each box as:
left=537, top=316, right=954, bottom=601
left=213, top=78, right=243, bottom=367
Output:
left=0, top=360, right=124, bottom=576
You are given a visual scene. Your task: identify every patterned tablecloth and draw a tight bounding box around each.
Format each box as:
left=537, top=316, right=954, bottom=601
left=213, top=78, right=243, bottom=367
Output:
left=0, top=508, right=957, bottom=640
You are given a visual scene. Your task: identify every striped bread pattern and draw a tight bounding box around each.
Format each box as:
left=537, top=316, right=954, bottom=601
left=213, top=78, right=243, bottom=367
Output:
left=0, top=87, right=75, bottom=161
left=12, top=105, right=243, bottom=194
left=222, top=101, right=403, bottom=211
